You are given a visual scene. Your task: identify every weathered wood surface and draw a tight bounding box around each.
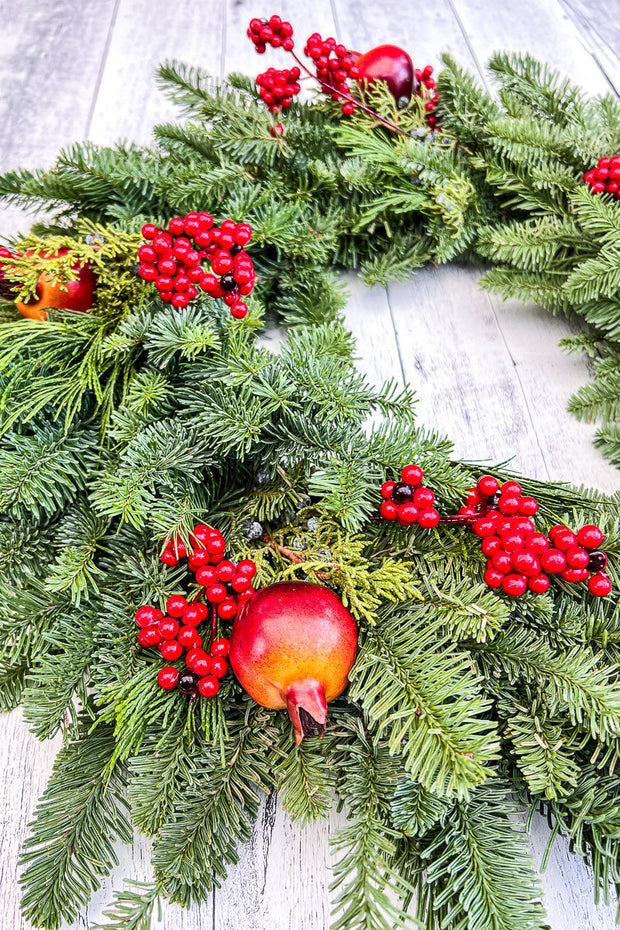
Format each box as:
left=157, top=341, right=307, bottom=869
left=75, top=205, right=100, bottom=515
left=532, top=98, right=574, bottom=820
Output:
left=0, top=0, right=619, bottom=927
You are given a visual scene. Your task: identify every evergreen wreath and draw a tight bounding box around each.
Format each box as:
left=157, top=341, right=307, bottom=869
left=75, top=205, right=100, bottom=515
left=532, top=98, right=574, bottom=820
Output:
left=1, top=19, right=620, bottom=930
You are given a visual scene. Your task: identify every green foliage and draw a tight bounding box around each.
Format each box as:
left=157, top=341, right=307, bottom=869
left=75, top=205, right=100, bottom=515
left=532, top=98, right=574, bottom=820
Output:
left=2, top=42, right=620, bottom=930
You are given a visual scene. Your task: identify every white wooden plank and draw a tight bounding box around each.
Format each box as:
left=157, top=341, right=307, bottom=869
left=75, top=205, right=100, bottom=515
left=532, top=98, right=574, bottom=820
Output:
left=448, top=0, right=613, bottom=96
left=556, top=0, right=620, bottom=94
left=87, top=0, right=226, bottom=147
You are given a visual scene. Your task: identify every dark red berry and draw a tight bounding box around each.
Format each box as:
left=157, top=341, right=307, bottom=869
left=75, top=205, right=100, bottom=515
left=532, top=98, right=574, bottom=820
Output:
left=177, top=669, right=199, bottom=694
left=587, top=551, right=608, bottom=573
left=392, top=481, right=414, bottom=503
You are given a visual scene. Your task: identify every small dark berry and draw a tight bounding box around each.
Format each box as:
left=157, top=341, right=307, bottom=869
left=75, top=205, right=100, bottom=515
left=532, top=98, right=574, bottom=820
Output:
left=178, top=669, right=200, bottom=694
left=220, top=272, right=237, bottom=291
left=391, top=481, right=414, bottom=503
left=587, top=550, right=608, bottom=573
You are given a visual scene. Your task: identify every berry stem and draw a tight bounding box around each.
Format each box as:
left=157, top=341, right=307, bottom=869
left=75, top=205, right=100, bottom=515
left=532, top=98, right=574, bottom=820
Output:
left=260, top=531, right=334, bottom=581
left=210, top=604, right=218, bottom=652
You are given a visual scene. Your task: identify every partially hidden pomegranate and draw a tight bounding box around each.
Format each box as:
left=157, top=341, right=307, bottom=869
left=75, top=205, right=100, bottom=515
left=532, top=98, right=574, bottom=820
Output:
left=14, top=249, right=96, bottom=321
left=229, top=581, right=358, bottom=744
left=353, top=44, right=415, bottom=108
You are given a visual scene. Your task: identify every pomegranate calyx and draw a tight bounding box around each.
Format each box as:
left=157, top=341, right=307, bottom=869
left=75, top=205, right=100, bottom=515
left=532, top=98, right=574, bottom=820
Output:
left=286, top=679, right=328, bottom=744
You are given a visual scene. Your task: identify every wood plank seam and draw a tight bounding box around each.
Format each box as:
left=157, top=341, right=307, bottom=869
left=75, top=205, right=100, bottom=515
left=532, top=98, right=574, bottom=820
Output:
left=84, top=0, right=123, bottom=141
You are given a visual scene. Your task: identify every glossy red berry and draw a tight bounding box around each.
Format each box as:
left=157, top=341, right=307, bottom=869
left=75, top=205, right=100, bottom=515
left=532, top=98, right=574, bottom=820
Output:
left=198, top=675, right=220, bottom=697
left=401, top=464, right=423, bottom=485
left=561, top=567, right=590, bottom=583
left=211, top=638, right=230, bottom=657
left=166, top=595, right=188, bottom=617
left=138, top=627, right=162, bottom=647
left=511, top=551, right=540, bottom=576
left=526, top=533, right=549, bottom=555
left=160, top=640, right=183, bottom=661
left=417, top=509, right=440, bottom=528
left=492, top=551, right=513, bottom=573
left=477, top=475, right=499, bottom=497
left=379, top=499, right=398, bottom=520
left=481, top=536, right=501, bottom=557
left=588, top=573, right=612, bottom=596
left=216, top=560, right=236, bottom=582
left=210, top=656, right=229, bottom=679
left=135, top=605, right=164, bottom=628
left=553, top=530, right=578, bottom=552
left=159, top=618, right=180, bottom=640
left=237, top=559, right=257, bottom=578
left=472, top=517, right=497, bottom=538
left=501, top=481, right=522, bottom=497
left=177, top=625, right=199, bottom=648
left=381, top=480, right=396, bottom=499
left=540, top=549, right=567, bottom=573
left=565, top=546, right=590, bottom=569
left=157, top=667, right=180, bottom=690
left=206, top=583, right=227, bottom=604
left=498, top=495, right=520, bottom=515
left=413, top=487, right=434, bottom=509
left=397, top=502, right=419, bottom=525
left=577, top=525, right=604, bottom=549
left=184, top=602, right=209, bottom=626
left=195, top=565, right=218, bottom=587
left=502, top=573, right=527, bottom=597
left=528, top=573, right=550, bottom=593
left=218, top=599, right=238, bottom=620
left=518, top=497, right=538, bottom=516
left=484, top=567, right=505, bottom=588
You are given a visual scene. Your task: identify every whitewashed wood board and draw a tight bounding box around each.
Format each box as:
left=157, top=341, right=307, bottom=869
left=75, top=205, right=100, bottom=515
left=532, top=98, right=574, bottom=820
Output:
left=0, top=1, right=619, bottom=928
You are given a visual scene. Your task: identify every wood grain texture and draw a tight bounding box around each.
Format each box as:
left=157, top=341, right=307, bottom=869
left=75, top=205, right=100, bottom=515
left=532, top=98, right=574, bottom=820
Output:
left=0, top=0, right=619, bottom=928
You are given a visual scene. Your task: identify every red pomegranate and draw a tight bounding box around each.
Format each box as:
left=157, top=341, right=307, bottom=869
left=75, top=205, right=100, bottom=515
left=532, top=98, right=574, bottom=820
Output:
left=353, top=44, right=415, bottom=107
left=15, top=249, right=96, bottom=321
left=229, top=581, right=358, bottom=744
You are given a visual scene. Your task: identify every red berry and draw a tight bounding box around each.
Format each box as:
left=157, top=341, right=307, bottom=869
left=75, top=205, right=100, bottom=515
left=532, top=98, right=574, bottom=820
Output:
left=237, top=560, right=257, bottom=578
left=528, top=573, right=550, bottom=593
left=207, top=537, right=226, bottom=557
left=188, top=549, right=210, bottom=571
left=501, top=481, right=522, bottom=497
left=198, top=675, right=220, bottom=697
left=566, top=546, right=590, bottom=569
left=160, top=640, right=183, bottom=660
left=184, top=602, right=209, bottom=626
left=492, top=551, right=513, bottom=573
left=195, top=565, right=218, bottom=587
left=166, top=595, right=188, bottom=617
left=231, top=573, right=251, bottom=592
left=540, top=549, right=567, bottom=573
left=211, top=638, right=230, bottom=657
left=178, top=625, right=200, bottom=648
left=518, top=497, right=538, bottom=516
left=553, top=530, right=578, bottom=552
left=135, top=605, right=164, bottom=628
left=577, top=525, right=604, bottom=549
left=549, top=524, right=569, bottom=540
left=401, top=464, right=423, bottom=485
left=472, top=517, right=497, bottom=538
left=161, top=548, right=179, bottom=566
left=138, top=245, right=157, bottom=263
left=157, top=667, right=180, bottom=690
left=342, top=102, right=355, bottom=116
left=216, top=560, right=236, bottom=582
left=477, top=475, right=499, bottom=496
left=210, top=654, right=229, bottom=678
left=511, top=551, right=540, bottom=576
left=588, top=573, right=612, bottom=597
left=138, top=627, right=161, bottom=647
left=481, top=536, right=501, bottom=557
left=168, top=217, right=185, bottom=236
left=417, top=509, right=440, bottom=528
left=502, top=532, right=525, bottom=552
left=484, top=567, right=505, bottom=588
left=396, top=502, right=419, bottom=525
left=498, top=495, right=520, bottom=515
left=141, top=223, right=158, bottom=240
left=231, top=302, right=249, bottom=319
left=413, top=487, right=434, bottom=509
left=139, top=263, right=158, bottom=282
left=218, top=599, right=238, bottom=620
left=380, top=480, right=396, bottom=499
left=190, top=653, right=212, bottom=676
left=159, top=618, right=180, bottom=640
left=526, top=533, right=549, bottom=556
left=206, top=583, right=227, bottom=604
left=502, top=573, right=527, bottom=596
left=561, top=567, right=590, bottom=583
left=172, top=292, right=189, bottom=308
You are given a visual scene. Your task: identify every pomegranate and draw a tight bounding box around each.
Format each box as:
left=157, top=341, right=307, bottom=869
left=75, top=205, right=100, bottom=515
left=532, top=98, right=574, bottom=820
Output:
left=229, top=581, right=358, bottom=744
left=353, top=44, right=415, bottom=108
left=15, top=249, right=96, bottom=321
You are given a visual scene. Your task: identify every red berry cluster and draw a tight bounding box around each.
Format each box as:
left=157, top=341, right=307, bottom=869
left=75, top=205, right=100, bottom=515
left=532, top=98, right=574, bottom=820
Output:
left=248, top=15, right=294, bottom=53
left=583, top=157, right=620, bottom=198
left=415, top=65, right=440, bottom=129
left=464, top=475, right=612, bottom=598
left=134, top=524, right=257, bottom=700
left=138, top=214, right=254, bottom=319
left=378, top=463, right=440, bottom=528
left=303, top=33, right=359, bottom=115
left=256, top=67, right=301, bottom=112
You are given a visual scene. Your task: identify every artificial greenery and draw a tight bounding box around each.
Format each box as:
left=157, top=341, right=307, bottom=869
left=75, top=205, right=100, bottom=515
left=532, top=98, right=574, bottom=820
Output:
left=1, top=43, right=620, bottom=930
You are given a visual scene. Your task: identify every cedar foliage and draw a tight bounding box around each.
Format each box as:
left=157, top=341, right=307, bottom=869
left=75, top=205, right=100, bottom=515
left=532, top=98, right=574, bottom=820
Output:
left=0, top=46, right=620, bottom=930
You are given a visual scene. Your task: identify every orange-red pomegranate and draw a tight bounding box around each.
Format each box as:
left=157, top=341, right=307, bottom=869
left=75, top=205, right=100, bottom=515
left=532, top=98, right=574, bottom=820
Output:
left=229, top=581, right=358, bottom=744
left=15, top=249, right=96, bottom=321
left=353, top=44, right=414, bottom=107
